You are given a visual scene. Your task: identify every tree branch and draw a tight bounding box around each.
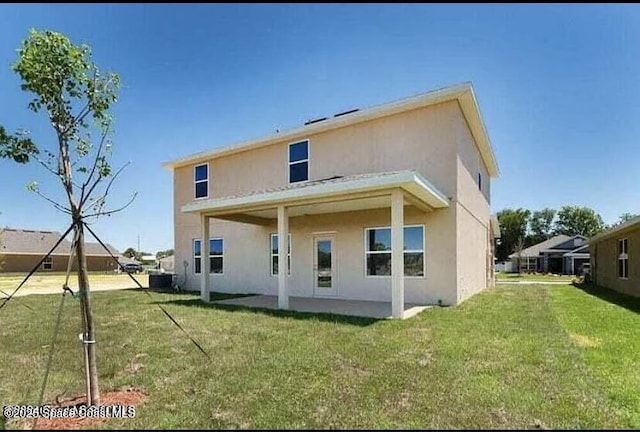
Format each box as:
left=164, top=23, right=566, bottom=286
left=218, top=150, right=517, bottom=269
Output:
left=33, top=189, right=73, bottom=215
left=35, top=155, right=84, bottom=190
left=81, top=160, right=129, bottom=210
left=80, top=123, right=110, bottom=199
left=34, top=155, right=60, bottom=178
left=51, top=81, right=78, bottom=211
left=83, top=192, right=137, bottom=219
left=65, top=71, right=97, bottom=136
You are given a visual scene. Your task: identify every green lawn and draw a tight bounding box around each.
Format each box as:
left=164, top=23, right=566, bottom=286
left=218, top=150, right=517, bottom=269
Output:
left=496, top=272, right=577, bottom=282
left=1, top=284, right=639, bottom=429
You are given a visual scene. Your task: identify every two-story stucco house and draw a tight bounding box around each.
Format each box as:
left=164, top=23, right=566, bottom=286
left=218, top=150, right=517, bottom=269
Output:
left=164, top=82, right=500, bottom=318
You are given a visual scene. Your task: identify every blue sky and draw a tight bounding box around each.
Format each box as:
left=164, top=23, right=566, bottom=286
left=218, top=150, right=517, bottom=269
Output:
left=1, top=4, right=639, bottom=253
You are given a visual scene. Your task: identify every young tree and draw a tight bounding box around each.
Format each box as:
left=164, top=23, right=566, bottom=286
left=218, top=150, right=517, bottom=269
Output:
left=0, top=30, right=132, bottom=405
left=156, top=249, right=174, bottom=259
left=513, top=235, right=526, bottom=273
left=495, top=208, right=531, bottom=261
left=554, top=205, right=605, bottom=238
left=0, top=230, right=4, bottom=272
left=529, top=208, right=556, bottom=244
left=123, top=247, right=140, bottom=260
left=617, top=213, right=639, bottom=226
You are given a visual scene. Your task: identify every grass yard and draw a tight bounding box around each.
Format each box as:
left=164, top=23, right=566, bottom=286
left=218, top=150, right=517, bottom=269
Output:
left=496, top=272, right=577, bottom=283
left=1, top=283, right=639, bottom=429
left=0, top=273, right=147, bottom=293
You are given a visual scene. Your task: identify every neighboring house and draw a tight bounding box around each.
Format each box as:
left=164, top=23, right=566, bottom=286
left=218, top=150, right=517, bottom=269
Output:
left=0, top=227, right=120, bottom=272
left=158, top=255, right=175, bottom=272
left=164, top=82, right=500, bottom=318
left=508, top=234, right=590, bottom=275
left=140, top=255, right=156, bottom=264
left=590, top=215, right=640, bottom=296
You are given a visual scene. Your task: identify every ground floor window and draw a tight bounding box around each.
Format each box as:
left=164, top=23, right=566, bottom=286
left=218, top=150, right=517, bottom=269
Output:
left=193, top=238, right=224, bottom=274
left=42, top=256, right=53, bottom=271
left=210, top=238, right=224, bottom=274
left=365, top=225, right=425, bottom=277
left=518, top=256, right=538, bottom=273
left=618, top=238, right=628, bottom=279
left=271, top=233, right=291, bottom=276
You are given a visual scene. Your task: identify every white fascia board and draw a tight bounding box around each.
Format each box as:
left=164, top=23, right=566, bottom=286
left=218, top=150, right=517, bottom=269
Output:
left=182, top=172, right=449, bottom=214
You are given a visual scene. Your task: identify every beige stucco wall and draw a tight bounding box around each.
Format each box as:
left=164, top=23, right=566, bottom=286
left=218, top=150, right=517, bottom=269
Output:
left=173, top=101, right=460, bottom=204
left=172, top=99, right=492, bottom=305
left=454, top=105, right=492, bottom=302
left=592, top=228, right=640, bottom=296
left=176, top=206, right=457, bottom=305
left=0, top=254, right=117, bottom=273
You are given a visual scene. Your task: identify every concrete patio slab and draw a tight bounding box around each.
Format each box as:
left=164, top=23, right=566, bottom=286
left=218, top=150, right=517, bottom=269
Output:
left=213, top=295, right=431, bottom=319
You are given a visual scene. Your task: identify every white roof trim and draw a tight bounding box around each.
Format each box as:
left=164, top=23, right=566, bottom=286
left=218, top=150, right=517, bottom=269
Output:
left=182, top=171, right=449, bottom=215
left=590, top=215, right=640, bottom=244
left=164, top=82, right=499, bottom=177
left=490, top=214, right=501, bottom=238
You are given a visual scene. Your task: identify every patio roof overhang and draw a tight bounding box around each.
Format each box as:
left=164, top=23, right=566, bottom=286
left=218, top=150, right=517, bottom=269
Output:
left=181, top=170, right=450, bottom=224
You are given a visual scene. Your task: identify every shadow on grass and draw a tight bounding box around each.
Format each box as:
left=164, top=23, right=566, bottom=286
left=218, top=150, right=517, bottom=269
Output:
left=154, top=293, right=380, bottom=327
left=573, top=281, right=640, bottom=314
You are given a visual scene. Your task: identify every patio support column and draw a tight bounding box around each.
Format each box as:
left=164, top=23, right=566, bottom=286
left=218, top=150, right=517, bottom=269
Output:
left=570, top=257, right=574, bottom=275
left=277, top=205, right=289, bottom=309
left=391, top=189, right=404, bottom=319
left=200, top=214, right=210, bottom=303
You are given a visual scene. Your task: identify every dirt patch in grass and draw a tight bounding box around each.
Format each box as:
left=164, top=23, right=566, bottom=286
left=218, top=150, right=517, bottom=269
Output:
left=22, top=388, right=147, bottom=430
left=569, top=333, right=602, bottom=348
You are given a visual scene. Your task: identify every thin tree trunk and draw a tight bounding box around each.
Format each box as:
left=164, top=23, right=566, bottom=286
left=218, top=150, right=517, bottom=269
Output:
left=75, top=222, right=100, bottom=405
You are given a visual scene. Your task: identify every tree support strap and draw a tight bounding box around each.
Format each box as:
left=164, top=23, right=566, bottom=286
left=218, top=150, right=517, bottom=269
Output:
left=83, top=222, right=211, bottom=359
left=0, top=224, right=74, bottom=312
left=32, top=288, right=68, bottom=430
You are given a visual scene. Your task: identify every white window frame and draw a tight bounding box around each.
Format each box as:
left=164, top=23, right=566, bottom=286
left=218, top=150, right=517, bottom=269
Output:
left=209, top=237, right=224, bottom=275
left=270, top=233, right=292, bottom=276
left=193, top=239, right=202, bottom=274
left=193, top=237, right=224, bottom=275
left=43, top=256, right=53, bottom=271
left=618, top=238, right=628, bottom=280
left=288, top=140, right=310, bottom=184
left=194, top=163, right=209, bottom=200
left=364, top=224, right=425, bottom=279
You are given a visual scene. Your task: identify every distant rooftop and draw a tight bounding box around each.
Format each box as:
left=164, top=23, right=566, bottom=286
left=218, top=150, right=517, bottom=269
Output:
left=0, top=227, right=120, bottom=256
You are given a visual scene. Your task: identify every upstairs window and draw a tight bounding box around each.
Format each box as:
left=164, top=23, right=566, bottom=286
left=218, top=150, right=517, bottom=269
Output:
left=288, top=140, right=309, bottom=183
left=477, top=172, right=482, bottom=191
left=195, top=163, right=209, bottom=199
left=618, top=238, right=628, bottom=279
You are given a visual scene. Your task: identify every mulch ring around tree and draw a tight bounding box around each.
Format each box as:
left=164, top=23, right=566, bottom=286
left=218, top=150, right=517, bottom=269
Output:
left=15, top=388, right=147, bottom=430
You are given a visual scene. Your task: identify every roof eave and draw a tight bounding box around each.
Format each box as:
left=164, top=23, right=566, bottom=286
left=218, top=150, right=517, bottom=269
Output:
left=181, top=172, right=449, bottom=215
left=457, top=89, right=500, bottom=178
left=163, top=82, right=499, bottom=177
left=590, top=216, right=640, bottom=244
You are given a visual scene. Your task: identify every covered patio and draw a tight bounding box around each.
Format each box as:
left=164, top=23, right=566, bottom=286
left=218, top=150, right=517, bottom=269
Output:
left=213, top=295, right=431, bottom=320
left=182, top=170, right=450, bottom=319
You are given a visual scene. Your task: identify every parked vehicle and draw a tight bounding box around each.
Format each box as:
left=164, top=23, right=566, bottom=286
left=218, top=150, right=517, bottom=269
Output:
left=122, top=263, right=143, bottom=273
